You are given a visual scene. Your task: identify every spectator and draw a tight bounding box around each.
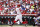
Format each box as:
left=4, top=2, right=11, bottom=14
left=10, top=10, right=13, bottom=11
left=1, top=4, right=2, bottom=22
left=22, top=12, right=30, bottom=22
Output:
left=0, top=0, right=39, bottom=14
left=22, top=19, right=28, bottom=24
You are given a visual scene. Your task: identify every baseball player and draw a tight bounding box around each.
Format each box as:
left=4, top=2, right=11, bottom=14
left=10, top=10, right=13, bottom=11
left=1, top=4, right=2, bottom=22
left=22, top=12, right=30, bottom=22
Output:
left=33, top=16, right=40, bottom=27
left=36, top=16, right=40, bottom=27
left=14, top=5, right=23, bottom=24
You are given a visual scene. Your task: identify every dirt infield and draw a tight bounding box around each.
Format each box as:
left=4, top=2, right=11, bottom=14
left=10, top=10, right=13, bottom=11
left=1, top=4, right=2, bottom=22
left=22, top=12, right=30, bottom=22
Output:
left=0, top=26, right=38, bottom=27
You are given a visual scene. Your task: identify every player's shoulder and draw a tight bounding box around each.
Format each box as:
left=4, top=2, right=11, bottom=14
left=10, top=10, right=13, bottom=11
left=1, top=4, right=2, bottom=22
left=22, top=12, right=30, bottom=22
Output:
left=16, top=8, right=20, bottom=10
left=37, top=16, right=40, bottom=19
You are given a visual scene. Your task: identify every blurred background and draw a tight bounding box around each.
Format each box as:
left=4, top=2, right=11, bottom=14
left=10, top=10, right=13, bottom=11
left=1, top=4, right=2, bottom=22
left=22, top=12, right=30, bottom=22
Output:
left=0, top=0, right=40, bottom=25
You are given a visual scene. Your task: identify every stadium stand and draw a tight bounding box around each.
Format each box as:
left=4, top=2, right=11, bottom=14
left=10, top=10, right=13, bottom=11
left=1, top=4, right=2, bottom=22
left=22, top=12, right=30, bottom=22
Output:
left=0, top=0, right=40, bottom=25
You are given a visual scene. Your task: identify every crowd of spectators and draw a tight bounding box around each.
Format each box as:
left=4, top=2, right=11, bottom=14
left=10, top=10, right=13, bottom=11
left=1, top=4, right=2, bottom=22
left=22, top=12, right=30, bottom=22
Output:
left=0, top=0, right=40, bottom=25
left=0, top=0, right=40, bottom=15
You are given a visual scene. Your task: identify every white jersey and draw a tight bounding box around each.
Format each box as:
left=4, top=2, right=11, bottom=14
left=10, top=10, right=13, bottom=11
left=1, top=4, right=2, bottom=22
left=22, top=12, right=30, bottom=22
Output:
left=36, top=16, right=40, bottom=25
left=10, top=11, right=13, bottom=15
left=36, top=16, right=40, bottom=20
left=16, top=8, right=21, bottom=15
left=15, top=8, right=22, bottom=23
left=33, top=16, right=40, bottom=21
left=33, top=16, right=40, bottom=25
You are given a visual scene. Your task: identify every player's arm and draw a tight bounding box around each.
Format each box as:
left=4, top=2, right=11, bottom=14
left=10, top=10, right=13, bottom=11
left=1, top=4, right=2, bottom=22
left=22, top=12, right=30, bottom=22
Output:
left=15, top=8, right=17, bottom=14
left=19, top=7, right=23, bottom=13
